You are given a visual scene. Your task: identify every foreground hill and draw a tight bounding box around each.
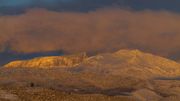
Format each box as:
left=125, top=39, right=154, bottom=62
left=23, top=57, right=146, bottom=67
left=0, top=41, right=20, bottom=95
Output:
left=1, top=49, right=180, bottom=101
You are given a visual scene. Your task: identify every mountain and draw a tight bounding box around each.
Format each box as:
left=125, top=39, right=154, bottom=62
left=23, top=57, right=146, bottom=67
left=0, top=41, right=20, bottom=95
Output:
left=4, top=49, right=180, bottom=78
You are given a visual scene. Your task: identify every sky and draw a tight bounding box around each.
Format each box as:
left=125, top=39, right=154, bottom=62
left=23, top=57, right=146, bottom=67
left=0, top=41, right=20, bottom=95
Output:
left=0, top=0, right=180, bottom=65
left=0, top=0, right=180, bottom=14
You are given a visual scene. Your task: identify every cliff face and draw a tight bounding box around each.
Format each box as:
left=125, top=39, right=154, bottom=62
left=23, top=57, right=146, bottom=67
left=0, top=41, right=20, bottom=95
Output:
left=4, top=53, right=87, bottom=68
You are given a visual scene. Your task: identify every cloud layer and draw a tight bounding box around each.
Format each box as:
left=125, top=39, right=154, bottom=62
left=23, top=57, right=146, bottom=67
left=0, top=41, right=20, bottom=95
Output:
left=0, top=8, right=180, bottom=60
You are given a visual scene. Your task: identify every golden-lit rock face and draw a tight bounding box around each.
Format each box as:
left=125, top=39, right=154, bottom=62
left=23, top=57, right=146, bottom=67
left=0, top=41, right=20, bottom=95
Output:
left=4, top=53, right=87, bottom=68
left=4, top=49, right=180, bottom=78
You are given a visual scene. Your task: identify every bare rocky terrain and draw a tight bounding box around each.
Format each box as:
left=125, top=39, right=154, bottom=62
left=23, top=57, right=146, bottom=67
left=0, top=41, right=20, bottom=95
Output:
left=0, top=49, right=180, bottom=101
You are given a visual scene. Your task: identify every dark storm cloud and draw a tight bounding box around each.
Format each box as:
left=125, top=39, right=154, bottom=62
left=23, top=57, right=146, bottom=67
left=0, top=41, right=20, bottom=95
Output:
left=0, top=0, right=180, bottom=14
left=0, top=0, right=114, bottom=14
left=0, top=8, right=180, bottom=60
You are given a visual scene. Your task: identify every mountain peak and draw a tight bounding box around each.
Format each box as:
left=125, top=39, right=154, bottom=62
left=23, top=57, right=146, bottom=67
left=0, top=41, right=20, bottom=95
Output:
left=114, top=49, right=144, bottom=57
left=112, top=49, right=149, bottom=64
left=116, top=49, right=142, bottom=54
